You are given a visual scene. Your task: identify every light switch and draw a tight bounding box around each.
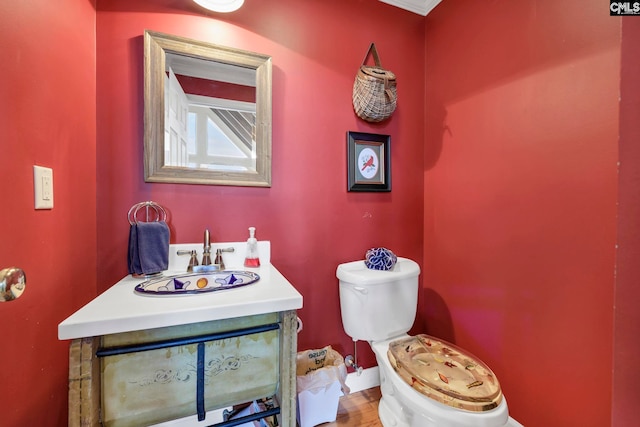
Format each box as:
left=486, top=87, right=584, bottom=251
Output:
left=33, top=165, right=53, bottom=209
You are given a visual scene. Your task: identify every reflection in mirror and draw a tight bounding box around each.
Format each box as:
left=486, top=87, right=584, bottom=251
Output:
left=144, top=31, right=272, bottom=186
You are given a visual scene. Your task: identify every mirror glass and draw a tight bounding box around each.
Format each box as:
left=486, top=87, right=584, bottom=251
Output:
left=144, top=31, right=272, bottom=186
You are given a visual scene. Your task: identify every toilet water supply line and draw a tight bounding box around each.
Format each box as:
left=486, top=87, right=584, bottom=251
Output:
left=345, top=340, right=363, bottom=376
left=296, top=317, right=362, bottom=375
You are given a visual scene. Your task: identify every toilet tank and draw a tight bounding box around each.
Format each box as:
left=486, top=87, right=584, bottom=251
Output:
left=337, top=257, right=420, bottom=342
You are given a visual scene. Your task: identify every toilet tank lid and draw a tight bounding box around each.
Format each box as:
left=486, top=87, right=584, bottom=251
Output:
left=336, top=257, right=420, bottom=285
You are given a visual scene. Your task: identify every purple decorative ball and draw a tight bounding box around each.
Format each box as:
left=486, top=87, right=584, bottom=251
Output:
left=365, top=248, right=397, bottom=271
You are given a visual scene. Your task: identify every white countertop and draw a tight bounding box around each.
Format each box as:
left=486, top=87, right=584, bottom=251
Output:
left=58, top=241, right=303, bottom=340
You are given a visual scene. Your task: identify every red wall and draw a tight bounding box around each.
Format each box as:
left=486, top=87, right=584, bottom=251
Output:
left=0, top=0, right=97, bottom=425
left=613, top=16, right=640, bottom=427
left=3, top=1, right=636, bottom=426
left=96, top=0, right=425, bottom=369
left=424, top=1, right=619, bottom=426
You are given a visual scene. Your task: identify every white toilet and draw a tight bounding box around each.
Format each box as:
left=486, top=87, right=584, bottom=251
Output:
left=337, top=257, right=523, bottom=427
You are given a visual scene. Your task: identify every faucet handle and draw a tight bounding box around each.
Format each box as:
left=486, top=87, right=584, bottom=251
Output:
left=177, top=250, right=199, bottom=272
left=214, top=247, right=235, bottom=271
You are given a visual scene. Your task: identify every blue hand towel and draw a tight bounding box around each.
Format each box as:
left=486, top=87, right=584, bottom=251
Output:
left=127, top=221, right=170, bottom=275
left=128, top=225, right=141, bottom=274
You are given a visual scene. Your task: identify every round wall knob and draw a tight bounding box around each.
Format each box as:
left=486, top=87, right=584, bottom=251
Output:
left=0, top=267, right=26, bottom=302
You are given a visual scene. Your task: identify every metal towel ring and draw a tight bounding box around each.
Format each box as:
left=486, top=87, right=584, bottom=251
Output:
left=127, top=201, right=167, bottom=225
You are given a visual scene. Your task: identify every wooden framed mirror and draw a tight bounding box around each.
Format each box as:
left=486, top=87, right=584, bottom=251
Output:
left=144, top=31, right=272, bottom=186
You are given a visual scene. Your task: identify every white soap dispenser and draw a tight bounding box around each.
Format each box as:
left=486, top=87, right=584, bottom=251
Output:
left=244, top=226, right=260, bottom=268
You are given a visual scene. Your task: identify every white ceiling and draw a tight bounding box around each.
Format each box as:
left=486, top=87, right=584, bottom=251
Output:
left=379, top=0, right=442, bottom=16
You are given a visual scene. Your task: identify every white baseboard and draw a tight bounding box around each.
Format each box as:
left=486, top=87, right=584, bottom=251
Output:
left=345, top=366, right=380, bottom=394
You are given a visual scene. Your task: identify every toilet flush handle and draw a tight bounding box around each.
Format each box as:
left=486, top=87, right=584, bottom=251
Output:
left=353, top=286, right=368, bottom=295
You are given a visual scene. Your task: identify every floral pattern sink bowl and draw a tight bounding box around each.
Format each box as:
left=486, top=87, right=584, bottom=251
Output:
left=135, top=271, right=260, bottom=295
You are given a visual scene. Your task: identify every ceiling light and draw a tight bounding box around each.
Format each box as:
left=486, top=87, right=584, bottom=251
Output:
left=193, top=0, right=244, bottom=13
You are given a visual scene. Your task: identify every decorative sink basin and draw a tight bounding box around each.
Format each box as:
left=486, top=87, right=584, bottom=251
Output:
left=135, top=271, right=260, bottom=295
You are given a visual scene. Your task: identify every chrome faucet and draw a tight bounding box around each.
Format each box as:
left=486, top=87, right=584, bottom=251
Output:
left=202, top=229, right=212, bottom=266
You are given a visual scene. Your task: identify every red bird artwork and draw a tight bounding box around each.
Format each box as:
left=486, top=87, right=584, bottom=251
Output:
left=361, top=155, right=375, bottom=171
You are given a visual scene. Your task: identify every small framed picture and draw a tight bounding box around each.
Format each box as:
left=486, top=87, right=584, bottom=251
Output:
left=347, top=131, right=391, bottom=192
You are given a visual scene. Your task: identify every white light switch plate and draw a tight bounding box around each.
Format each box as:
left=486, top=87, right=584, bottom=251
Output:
left=33, top=165, right=54, bottom=209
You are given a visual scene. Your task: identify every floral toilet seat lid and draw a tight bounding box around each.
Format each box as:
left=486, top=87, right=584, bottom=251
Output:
left=387, top=334, right=503, bottom=412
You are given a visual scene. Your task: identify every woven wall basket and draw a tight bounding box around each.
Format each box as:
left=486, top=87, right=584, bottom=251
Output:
left=352, top=43, right=397, bottom=123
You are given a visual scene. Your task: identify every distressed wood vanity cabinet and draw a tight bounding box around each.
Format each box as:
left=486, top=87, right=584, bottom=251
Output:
left=59, top=242, right=303, bottom=427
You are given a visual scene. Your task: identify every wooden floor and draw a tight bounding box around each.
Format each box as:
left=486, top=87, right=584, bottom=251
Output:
left=323, top=387, right=383, bottom=427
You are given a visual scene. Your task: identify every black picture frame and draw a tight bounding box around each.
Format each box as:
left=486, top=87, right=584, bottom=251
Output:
left=347, top=131, right=391, bottom=192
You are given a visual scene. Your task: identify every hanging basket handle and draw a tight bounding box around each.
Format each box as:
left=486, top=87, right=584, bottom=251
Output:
left=360, top=43, right=393, bottom=99
left=361, top=42, right=383, bottom=67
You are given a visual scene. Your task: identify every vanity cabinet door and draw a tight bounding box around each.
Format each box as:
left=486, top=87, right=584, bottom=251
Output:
left=100, top=314, right=279, bottom=427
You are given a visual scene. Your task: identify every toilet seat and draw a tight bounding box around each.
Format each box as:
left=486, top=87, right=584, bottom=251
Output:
left=387, top=334, right=503, bottom=412
left=371, top=336, right=512, bottom=427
